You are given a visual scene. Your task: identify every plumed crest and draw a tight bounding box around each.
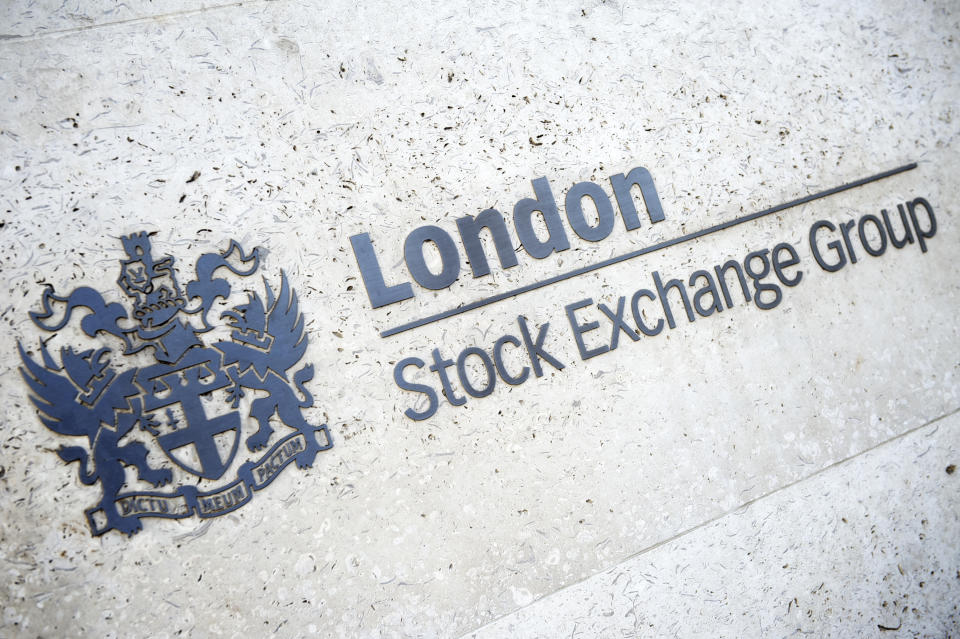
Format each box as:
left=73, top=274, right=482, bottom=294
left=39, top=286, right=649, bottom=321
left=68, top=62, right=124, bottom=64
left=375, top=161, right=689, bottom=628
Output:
left=30, top=286, right=131, bottom=349
left=187, top=240, right=261, bottom=331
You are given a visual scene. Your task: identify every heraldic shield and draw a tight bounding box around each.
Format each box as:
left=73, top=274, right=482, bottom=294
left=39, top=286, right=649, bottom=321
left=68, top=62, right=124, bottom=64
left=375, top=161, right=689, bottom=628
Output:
left=17, top=232, right=333, bottom=536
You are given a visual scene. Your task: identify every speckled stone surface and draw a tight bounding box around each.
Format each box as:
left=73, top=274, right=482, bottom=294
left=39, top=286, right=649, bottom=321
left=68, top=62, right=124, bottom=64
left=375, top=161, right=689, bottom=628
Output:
left=470, top=413, right=960, bottom=638
left=0, top=1, right=958, bottom=637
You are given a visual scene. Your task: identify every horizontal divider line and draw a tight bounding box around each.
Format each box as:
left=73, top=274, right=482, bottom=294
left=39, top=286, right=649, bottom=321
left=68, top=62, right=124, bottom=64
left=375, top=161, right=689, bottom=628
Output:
left=380, top=162, right=917, bottom=338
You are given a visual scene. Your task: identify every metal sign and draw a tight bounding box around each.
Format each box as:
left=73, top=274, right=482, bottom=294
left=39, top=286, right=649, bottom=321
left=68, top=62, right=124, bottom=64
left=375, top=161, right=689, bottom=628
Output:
left=18, top=232, right=332, bottom=536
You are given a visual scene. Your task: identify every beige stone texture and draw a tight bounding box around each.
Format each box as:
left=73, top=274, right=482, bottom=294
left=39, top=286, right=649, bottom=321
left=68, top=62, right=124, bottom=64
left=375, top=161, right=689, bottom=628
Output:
left=0, top=1, right=957, bottom=637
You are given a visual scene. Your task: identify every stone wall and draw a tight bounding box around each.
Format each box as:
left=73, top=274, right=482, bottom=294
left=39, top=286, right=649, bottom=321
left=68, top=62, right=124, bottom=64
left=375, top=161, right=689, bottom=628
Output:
left=1, top=1, right=957, bottom=636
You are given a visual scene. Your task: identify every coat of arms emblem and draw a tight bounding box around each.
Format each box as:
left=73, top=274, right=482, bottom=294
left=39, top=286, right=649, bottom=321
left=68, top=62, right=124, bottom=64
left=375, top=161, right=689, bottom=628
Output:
left=18, top=232, right=332, bottom=536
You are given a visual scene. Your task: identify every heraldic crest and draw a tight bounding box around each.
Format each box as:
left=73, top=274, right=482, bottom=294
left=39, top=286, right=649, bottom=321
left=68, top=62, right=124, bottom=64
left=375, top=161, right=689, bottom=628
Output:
left=18, top=232, right=332, bottom=536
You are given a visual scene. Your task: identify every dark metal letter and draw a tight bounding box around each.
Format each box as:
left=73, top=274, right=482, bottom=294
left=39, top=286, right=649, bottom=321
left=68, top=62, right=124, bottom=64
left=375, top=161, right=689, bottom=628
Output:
left=513, top=177, right=570, bottom=259
left=350, top=233, right=414, bottom=308
left=609, top=167, right=665, bottom=230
